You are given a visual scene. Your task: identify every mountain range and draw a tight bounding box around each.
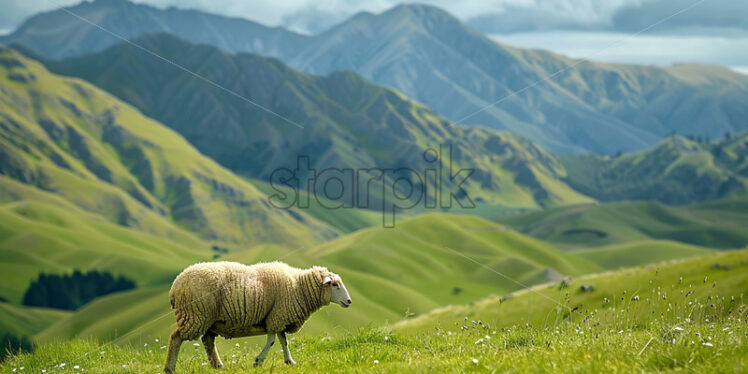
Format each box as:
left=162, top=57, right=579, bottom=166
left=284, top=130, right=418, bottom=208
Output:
left=3, top=0, right=748, bottom=155
left=28, top=34, right=592, bottom=210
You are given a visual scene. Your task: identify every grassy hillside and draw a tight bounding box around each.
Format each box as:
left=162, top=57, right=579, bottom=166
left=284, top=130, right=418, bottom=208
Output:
left=0, top=179, right=208, bottom=303
left=497, top=200, right=748, bottom=250
left=397, top=249, right=748, bottom=332
left=29, top=214, right=601, bottom=347
left=559, top=134, right=748, bottom=204
left=40, top=34, right=592, bottom=210
left=305, top=214, right=600, bottom=305
left=5, top=250, right=746, bottom=373
left=251, top=179, right=383, bottom=234
left=0, top=44, right=334, bottom=247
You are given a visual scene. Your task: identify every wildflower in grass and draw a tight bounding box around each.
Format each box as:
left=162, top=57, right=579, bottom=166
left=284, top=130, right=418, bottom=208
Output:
left=673, top=327, right=684, bottom=331
left=703, top=342, right=714, bottom=347
left=471, top=358, right=479, bottom=364
left=374, top=360, right=379, bottom=364
left=193, top=343, right=200, bottom=346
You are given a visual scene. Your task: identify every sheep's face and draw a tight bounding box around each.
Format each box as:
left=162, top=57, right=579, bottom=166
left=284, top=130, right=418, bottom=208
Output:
left=323, top=273, right=352, bottom=308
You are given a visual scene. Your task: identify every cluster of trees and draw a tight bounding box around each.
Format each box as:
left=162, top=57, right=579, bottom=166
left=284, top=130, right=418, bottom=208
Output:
left=22, top=270, right=136, bottom=310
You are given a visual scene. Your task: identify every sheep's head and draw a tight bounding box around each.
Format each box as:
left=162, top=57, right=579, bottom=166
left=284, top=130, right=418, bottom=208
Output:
left=322, top=272, right=352, bottom=308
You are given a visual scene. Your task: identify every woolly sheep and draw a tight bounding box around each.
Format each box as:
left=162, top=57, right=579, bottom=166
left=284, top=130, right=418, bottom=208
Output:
left=163, top=261, right=352, bottom=373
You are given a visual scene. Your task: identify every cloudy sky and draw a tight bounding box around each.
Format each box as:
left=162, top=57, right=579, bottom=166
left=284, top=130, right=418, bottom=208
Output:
left=1, top=0, right=746, bottom=73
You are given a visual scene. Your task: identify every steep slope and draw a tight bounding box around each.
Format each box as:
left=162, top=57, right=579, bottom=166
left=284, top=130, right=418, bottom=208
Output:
left=8, top=2, right=748, bottom=154
left=0, top=44, right=333, bottom=246
left=40, top=34, right=591, bottom=210
left=559, top=134, right=748, bottom=204
left=497, top=200, right=748, bottom=250
left=33, top=213, right=601, bottom=344
left=0, top=0, right=305, bottom=59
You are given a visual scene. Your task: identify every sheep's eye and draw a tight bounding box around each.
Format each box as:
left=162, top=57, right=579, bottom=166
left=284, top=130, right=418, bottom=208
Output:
left=332, top=282, right=338, bottom=287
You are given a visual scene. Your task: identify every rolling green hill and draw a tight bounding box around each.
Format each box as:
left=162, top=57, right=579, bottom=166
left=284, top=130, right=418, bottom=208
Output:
left=496, top=200, right=748, bottom=250
left=0, top=302, right=71, bottom=338
left=31, top=213, right=601, bottom=345
left=38, top=34, right=592, bottom=210
left=396, top=248, right=748, bottom=333
left=559, top=134, right=748, bottom=204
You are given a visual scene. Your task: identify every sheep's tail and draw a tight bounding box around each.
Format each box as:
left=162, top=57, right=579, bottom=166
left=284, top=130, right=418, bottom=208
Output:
left=169, top=290, right=176, bottom=309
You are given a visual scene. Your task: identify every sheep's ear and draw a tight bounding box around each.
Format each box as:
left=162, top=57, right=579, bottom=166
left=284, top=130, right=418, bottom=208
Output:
left=322, top=276, right=333, bottom=286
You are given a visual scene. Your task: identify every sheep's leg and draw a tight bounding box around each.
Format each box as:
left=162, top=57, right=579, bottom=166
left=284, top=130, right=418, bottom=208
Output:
left=254, top=333, right=275, bottom=367
left=278, top=332, right=296, bottom=365
left=201, top=331, right=223, bottom=369
left=164, top=329, right=183, bottom=374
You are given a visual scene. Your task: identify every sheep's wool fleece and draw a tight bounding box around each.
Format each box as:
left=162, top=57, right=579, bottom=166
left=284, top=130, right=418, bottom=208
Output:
left=169, top=261, right=331, bottom=340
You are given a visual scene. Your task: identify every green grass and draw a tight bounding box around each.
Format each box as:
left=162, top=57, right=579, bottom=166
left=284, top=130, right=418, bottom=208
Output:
left=3, top=322, right=746, bottom=373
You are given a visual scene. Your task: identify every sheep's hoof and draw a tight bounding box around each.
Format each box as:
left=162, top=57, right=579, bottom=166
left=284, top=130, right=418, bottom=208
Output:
left=253, top=358, right=263, bottom=367
left=210, top=362, right=224, bottom=369
left=285, top=359, right=297, bottom=365
left=164, top=366, right=175, bottom=374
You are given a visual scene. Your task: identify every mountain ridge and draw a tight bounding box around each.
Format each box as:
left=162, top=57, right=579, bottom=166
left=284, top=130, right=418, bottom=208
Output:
left=4, top=1, right=748, bottom=154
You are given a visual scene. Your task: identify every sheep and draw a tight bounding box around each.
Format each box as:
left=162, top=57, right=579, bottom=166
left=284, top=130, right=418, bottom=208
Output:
left=163, top=261, right=352, bottom=373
